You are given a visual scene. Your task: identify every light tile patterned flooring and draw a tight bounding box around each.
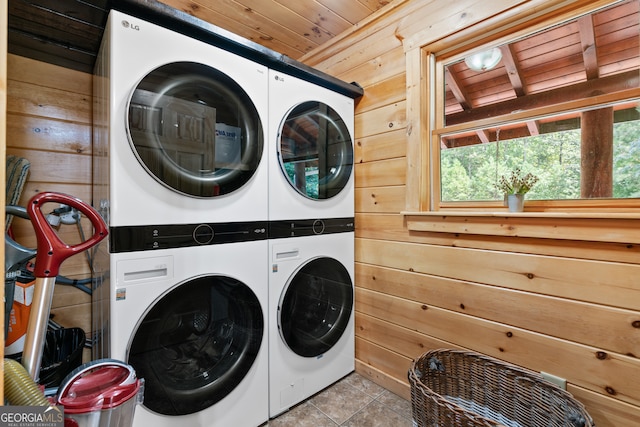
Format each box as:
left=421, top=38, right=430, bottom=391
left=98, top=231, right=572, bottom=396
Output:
left=265, top=372, right=413, bottom=427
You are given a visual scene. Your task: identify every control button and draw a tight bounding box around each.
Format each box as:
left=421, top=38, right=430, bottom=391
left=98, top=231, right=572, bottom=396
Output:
left=312, top=219, right=325, bottom=235
left=193, top=224, right=214, bottom=244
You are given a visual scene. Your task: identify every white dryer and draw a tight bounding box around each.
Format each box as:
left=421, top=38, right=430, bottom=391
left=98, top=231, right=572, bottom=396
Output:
left=268, top=70, right=355, bottom=222
left=268, top=231, right=354, bottom=417
left=92, top=9, right=269, bottom=427
left=93, top=237, right=268, bottom=427
left=94, top=10, right=268, bottom=228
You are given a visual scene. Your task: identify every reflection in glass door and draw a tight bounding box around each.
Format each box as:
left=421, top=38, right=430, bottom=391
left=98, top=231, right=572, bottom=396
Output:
left=278, top=101, right=353, bottom=200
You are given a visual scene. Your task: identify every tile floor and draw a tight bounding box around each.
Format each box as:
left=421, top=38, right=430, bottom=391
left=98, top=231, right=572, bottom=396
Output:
left=264, top=372, right=414, bottom=427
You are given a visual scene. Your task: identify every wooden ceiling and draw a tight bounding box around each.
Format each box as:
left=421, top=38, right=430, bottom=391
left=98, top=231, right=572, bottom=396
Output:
left=442, top=0, right=640, bottom=148
left=160, top=0, right=388, bottom=60
left=7, top=0, right=388, bottom=74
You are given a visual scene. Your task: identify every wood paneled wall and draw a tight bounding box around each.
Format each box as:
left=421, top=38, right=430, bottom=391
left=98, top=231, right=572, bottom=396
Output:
left=6, top=54, right=93, bottom=340
left=300, top=0, right=640, bottom=425
left=5, top=0, right=640, bottom=424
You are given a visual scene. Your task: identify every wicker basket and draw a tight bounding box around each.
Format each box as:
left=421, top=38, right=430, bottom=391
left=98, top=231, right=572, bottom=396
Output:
left=408, top=349, right=594, bottom=427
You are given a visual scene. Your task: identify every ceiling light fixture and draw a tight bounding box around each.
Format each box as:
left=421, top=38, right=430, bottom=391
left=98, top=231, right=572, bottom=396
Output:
left=464, top=47, right=503, bottom=72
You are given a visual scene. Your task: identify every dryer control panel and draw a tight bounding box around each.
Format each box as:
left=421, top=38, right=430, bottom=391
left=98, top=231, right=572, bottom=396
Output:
left=110, top=221, right=268, bottom=253
left=269, top=217, right=354, bottom=239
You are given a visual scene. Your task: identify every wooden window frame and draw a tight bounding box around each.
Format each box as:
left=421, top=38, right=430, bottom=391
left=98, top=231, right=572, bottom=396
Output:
left=403, top=0, right=640, bottom=215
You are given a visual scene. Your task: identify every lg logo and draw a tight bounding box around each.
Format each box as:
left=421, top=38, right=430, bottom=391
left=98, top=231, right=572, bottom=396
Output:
left=274, top=75, right=284, bottom=82
left=122, top=20, right=140, bottom=31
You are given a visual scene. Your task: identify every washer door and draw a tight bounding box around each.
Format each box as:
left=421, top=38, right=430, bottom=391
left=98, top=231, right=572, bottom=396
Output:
left=278, top=101, right=353, bottom=200
left=127, top=62, right=263, bottom=198
left=278, top=257, right=353, bottom=357
left=128, top=275, right=264, bottom=416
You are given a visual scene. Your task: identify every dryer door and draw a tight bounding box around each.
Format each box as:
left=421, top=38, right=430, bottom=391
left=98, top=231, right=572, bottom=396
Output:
left=278, top=257, right=353, bottom=357
left=128, top=275, right=264, bottom=416
left=127, top=62, right=263, bottom=198
left=278, top=101, right=353, bottom=200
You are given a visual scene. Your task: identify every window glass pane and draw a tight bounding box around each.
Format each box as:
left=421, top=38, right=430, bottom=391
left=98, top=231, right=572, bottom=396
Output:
left=440, top=104, right=640, bottom=201
left=443, top=1, right=640, bottom=127
left=438, top=0, right=640, bottom=203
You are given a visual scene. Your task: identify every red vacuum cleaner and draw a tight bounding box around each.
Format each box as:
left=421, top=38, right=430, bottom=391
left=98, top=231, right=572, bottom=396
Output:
left=21, top=192, right=108, bottom=380
left=4, top=192, right=143, bottom=427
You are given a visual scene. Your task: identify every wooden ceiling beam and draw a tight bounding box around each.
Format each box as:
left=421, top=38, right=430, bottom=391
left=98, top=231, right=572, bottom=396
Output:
left=526, top=120, right=540, bottom=136
left=477, top=129, right=491, bottom=143
left=500, top=43, right=541, bottom=137
left=446, top=69, right=638, bottom=126
left=443, top=126, right=538, bottom=149
left=500, top=44, right=526, bottom=97
left=578, top=14, right=599, bottom=80
left=445, top=67, right=472, bottom=111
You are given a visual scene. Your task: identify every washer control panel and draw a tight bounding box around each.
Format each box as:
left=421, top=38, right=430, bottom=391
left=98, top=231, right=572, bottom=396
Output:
left=110, top=221, right=268, bottom=253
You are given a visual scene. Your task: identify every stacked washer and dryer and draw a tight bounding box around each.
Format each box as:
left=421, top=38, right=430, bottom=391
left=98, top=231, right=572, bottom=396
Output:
left=92, top=5, right=360, bottom=427
left=267, top=72, right=356, bottom=417
left=93, top=10, right=270, bottom=427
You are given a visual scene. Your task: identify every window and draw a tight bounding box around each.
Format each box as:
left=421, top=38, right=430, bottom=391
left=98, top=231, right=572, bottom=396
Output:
left=423, top=0, right=640, bottom=210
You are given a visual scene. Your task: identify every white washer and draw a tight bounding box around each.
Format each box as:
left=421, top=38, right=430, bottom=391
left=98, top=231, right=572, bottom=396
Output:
left=268, top=70, right=355, bottom=222
left=93, top=11, right=269, bottom=425
left=94, top=10, right=268, bottom=228
left=268, top=232, right=355, bottom=417
left=93, top=239, right=268, bottom=427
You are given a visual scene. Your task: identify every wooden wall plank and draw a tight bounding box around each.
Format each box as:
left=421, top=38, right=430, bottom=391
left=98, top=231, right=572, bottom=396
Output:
left=6, top=149, right=90, bottom=184
left=356, top=311, right=461, bottom=360
left=7, top=54, right=92, bottom=95
left=356, top=263, right=640, bottom=357
left=355, top=186, right=406, bottom=213
left=399, top=0, right=531, bottom=50
left=356, top=73, right=406, bottom=113
left=354, top=359, right=411, bottom=401
left=52, top=285, right=91, bottom=310
left=7, top=81, right=91, bottom=123
left=357, top=238, right=640, bottom=310
left=301, top=0, right=430, bottom=73
left=356, top=213, right=640, bottom=264
left=357, top=287, right=640, bottom=407
left=8, top=36, right=96, bottom=75
left=6, top=114, right=91, bottom=154
left=568, top=385, right=640, bottom=427
left=50, top=303, right=91, bottom=332
left=7, top=54, right=94, bottom=340
left=355, top=337, right=413, bottom=392
left=306, top=20, right=404, bottom=78
left=355, top=158, right=406, bottom=188
left=356, top=127, right=407, bottom=163
left=344, top=47, right=407, bottom=94
left=355, top=100, right=407, bottom=139
left=19, top=183, right=91, bottom=207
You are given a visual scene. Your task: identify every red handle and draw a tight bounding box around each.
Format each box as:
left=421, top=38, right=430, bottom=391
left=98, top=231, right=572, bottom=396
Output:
left=27, top=192, right=108, bottom=277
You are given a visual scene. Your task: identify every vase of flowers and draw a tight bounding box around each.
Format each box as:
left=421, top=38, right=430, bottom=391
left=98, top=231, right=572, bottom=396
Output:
left=496, top=169, right=539, bottom=212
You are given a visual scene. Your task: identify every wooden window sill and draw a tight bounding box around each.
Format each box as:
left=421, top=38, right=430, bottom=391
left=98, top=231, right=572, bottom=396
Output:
left=402, top=211, right=640, bottom=244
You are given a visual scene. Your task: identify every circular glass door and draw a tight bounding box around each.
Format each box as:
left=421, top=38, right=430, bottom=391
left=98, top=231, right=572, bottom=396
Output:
left=128, top=275, right=264, bottom=416
left=278, top=101, right=353, bottom=200
left=278, top=257, right=353, bottom=357
left=127, top=62, right=263, bottom=198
